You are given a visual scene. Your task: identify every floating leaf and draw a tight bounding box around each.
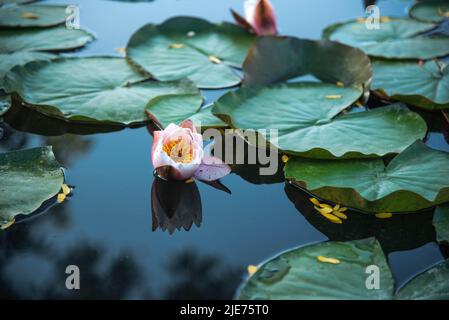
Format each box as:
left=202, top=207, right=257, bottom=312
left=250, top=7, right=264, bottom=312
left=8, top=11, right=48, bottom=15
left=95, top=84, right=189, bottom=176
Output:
left=145, top=94, right=226, bottom=129
left=285, top=141, right=449, bottom=213
left=410, top=0, right=449, bottom=23
left=433, top=204, right=449, bottom=244
left=127, top=17, right=256, bottom=89
left=242, top=36, right=371, bottom=92
left=0, top=146, right=64, bottom=223
left=3, top=56, right=202, bottom=126
left=237, top=238, right=394, bottom=300
left=0, top=51, right=56, bottom=84
left=323, top=18, right=449, bottom=59
left=213, top=83, right=427, bottom=159
left=371, top=60, right=449, bottom=110
left=0, top=5, right=67, bottom=27
left=237, top=237, right=449, bottom=300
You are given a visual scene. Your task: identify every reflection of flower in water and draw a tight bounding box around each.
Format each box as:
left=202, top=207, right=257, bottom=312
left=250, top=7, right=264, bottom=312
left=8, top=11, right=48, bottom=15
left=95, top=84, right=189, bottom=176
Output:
left=151, top=178, right=202, bottom=234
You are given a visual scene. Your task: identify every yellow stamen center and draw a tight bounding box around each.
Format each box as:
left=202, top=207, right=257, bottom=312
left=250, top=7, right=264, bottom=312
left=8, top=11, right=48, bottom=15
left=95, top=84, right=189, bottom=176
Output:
left=162, top=137, right=194, bottom=163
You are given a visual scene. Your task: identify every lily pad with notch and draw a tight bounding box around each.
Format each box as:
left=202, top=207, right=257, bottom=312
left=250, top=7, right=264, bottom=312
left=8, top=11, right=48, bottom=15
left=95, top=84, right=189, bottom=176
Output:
left=126, top=16, right=256, bottom=89
left=284, top=141, right=449, bottom=213
left=237, top=237, right=449, bottom=300
left=410, top=0, right=449, bottom=23
left=213, top=84, right=427, bottom=159
left=323, top=18, right=449, bottom=60
left=372, top=59, right=449, bottom=110
left=0, top=146, right=64, bottom=225
left=3, top=56, right=203, bottom=126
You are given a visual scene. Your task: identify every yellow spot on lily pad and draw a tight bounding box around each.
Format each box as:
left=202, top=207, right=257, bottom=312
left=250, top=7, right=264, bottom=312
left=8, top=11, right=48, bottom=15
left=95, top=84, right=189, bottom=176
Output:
left=325, top=95, right=342, bottom=100
left=62, top=184, right=71, bottom=195
left=57, top=193, right=66, bottom=203
left=380, top=16, right=391, bottom=22
left=281, top=155, right=289, bottom=163
left=21, top=12, right=39, bottom=19
left=1, top=219, right=15, bottom=230
left=336, top=81, right=344, bottom=87
left=317, top=256, right=340, bottom=264
left=169, top=43, right=185, bottom=49
left=247, top=265, right=258, bottom=276
left=208, top=55, right=222, bottom=64
left=375, top=212, right=392, bottom=219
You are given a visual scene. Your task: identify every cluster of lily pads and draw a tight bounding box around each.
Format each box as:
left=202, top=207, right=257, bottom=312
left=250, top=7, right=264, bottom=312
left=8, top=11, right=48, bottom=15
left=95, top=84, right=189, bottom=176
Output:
left=1, top=0, right=449, bottom=300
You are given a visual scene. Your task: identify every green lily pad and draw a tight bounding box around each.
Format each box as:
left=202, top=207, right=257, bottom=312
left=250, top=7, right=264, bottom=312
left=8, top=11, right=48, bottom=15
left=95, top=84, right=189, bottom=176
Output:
left=0, top=5, right=68, bottom=28
left=0, top=146, right=64, bottom=224
left=146, top=94, right=226, bottom=129
left=213, top=83, right=427, bottom=159
left=372, top=60, right=449, bottom=110
left=0, top=0, right=35, bottom=5
left=3, top=56, right=202, bottom=126
left=242, top=36, right=372, bottom=92
left=238, top=238, right=449, bottom=300
left=126, top=17, right=256, bottom=89
left=410, top=0, right=449, bottom=23
left=0, top=91, right=11, bottom=116
left=284, top=141, right=449, bottom=213
left=323, top=18, right=449, bottom=59
left=396, top=259, right=449, bottom=300
left=0, top=25, right=94, bottom=53
left=238, top=238, right=394, bottom=300
left=433, top=204, right=449, bottom=244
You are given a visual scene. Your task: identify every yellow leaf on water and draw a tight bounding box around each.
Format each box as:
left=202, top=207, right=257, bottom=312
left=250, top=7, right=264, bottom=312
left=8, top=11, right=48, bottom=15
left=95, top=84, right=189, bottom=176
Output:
left=317, top=256, right=340, bottom=264
left=62, top=184, right=71, bottom=195
left=309, top=197, right=321, bottom=206
left=332, top=210, right=348, bottom=220
left=0, top=219, right=15, bottom=230
left=375, top=212, right=392, bottom=219
left=57, top=193, right=66, bottom=203
left=208, top=56, right=222, bottom=64
left=21, top=12, right=39, bottom=19
left=325, top=95, right=342, bottom=100
left=281, top=155, right=289, bottom=163
left=169, top=43, right=185, bottom=49
left=247, top=265, right=258, bottom=276
left=314, top=206, right=333, bottom=215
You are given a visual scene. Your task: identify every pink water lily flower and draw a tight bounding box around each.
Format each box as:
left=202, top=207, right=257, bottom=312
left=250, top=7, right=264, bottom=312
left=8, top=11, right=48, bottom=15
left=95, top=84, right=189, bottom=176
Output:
left=231, top=0, right=277, bottom=36
left=151, top=119, right=231, bottom=182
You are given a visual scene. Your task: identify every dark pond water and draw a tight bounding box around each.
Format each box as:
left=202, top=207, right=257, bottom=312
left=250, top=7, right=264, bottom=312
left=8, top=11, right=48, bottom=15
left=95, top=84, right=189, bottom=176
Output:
left=1, top=0, right=449, bottom=299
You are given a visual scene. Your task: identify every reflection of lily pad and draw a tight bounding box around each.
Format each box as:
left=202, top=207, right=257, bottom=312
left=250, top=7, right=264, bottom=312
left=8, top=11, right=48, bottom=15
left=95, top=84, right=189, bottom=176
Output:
left=372, top=60, right=449, bottom=110
left=4, top=57, right=202, bottom=125
left=146, top=94, right=226, bottom=129
left=434, top=204, right=449, bottom=244
left=213, top=83, right=426, bottom=158
left=0, top=5, right=68, bottom=28
left=126, top=17, right=255, bottom=89
left=285, top=141, right=449, bottom=213
left=238, top=238, right=394, bottom=300
left=0, top=146, right=64, bottom=223
left=410, top=0, right=449, bottom=23
left=242, top=36, right=372, bottom=92
left=323, top=18, right=449, bottom=59
left=238, top=237, right=449, bottom=300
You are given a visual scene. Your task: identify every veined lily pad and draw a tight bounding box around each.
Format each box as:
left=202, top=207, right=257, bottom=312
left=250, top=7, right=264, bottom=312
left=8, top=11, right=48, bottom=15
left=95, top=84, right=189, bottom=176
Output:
left=433, top=204, right=449, bottom=244
left=237, top=238, right=449, bottom=300
left=284, top=141, right=449, bottom=213
left=146, top=94, right=226, bottom=129
left=0, top=5, right=68, bottom=28
left=0, top=51, right=56, bottom=84
left=242, top=36, right=372, bottom=92
left=3, top=56, right=202, bottom=125
left=238, top=238, right=394, bottom=300
left=0, top=146, right=64, bottom=224
left=410, top=0, right=449, bottom=23
left=213, top=83, right=427, bottom=159
left=126, top=17, right=256, bottom=89
left=372, top=60, right=449, bottom=110
left=323, top=18, right=449, bottom=59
